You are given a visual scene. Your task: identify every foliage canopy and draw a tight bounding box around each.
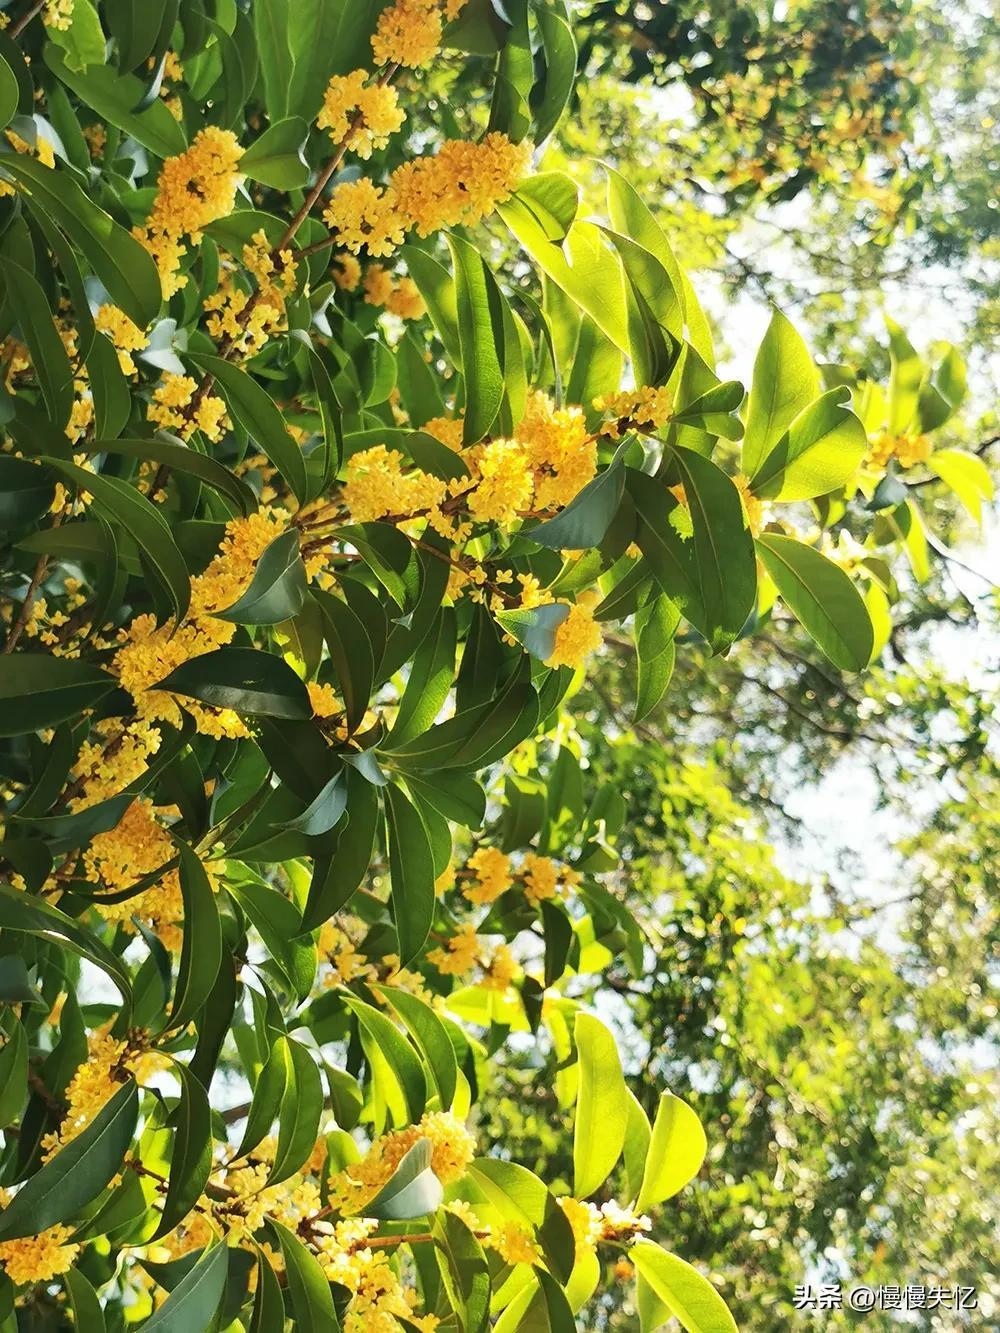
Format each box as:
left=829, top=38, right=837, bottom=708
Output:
left=0, top=0, right=993, bottom=1329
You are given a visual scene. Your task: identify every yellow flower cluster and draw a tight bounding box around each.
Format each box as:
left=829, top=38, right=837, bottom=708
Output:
left=0, top=127, right=55, bottom=198
left=371, top=0, right=467, bottom=68
left=423, top=415, right=465, bottom=451
left=82, top=798, right=185, bottom=944
left=42, top=1031, right=150, bottom=1158
left=328, top=1111, right=476, bottom=1215
left=95, top=304, right=146, bottom=376
left=865, top=430, right=932, bottom=470
left=323, top=178, right=407, bottom=258
left=466, top=439, right=534, bottom=524
left=148, top=372, right=229, bottom=442
left=333, top=253, right=362, bottom=291
left=204, top=230, right=298, bottom=355
left=71, top=719, right=163, bottom=809
left=546, top=596, right=603, bottom=671
left=517, top=392, right=596, bottom=509
left=427, top=921, right=481, bottom=976
left=307, top=680, right=341, bottom=718
left=114, top=510, right=286, bottom=736
left=463, top=846, right=512, bottom=905
left=317, top=1219, right=439, bottom=1332
left=342, top=445, right=447, bottom=522
left=391, top=133, right=532, bottom=237
left=596, top=385, right=674, bottom=438
left=136, top=127, right=244, bottom=297
left=0, top=1215, right=79, bottom=1285
left=734, top=472, right=766, bottom=536
left=43, top=0, right=73, bottom=31
left=323, top=133, right=529, bottom=256
left=363, top=264, right=426, bottom=320
left=318, top=70, right=405, bottom=158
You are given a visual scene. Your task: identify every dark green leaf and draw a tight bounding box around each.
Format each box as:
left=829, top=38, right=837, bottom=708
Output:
left=188, top=354, right=308, bottom=504
left=153, top=1064, right=213, bottom=1239
left=268, top=1037, right=323, bottom=1185
left=141, top=1242, right=229, bottom=1333
left=385, top=783, right=436, bottom=965
left=529, top=460, right=625, bottom=550
left=218, top=528, right=308, bottom=625
left=44, top=457, right=191, bottom=624
left=0, top=258, right=74, bottom=427
left=165, top=842, right=222, bottom=1031
left=0, top=654, right=116, bottom=735
left=448, top=234, right=505, bottom=444
left=241, top=116, right=310, bottom=188
left=374, top=985, right=458, bottom=1111
left=756, top=532, right=874, bottom=671
left=0, top=1081, right=138, bottom=1241
left=157, top=647, right=312, bottom=718
left=0, top=154, right=163, bottom=328
left=634, top=595, right=679, bottom=723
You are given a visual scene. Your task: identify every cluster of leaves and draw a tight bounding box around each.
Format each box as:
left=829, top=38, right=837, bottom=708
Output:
left=0, top=0, right=991, bottom=1329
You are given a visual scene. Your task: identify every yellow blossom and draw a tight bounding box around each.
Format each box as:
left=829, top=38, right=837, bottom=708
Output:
left=43, top=0, right=74, bottom=31
left=516, top=391, right=596, bottom=509
left=595, top=385, right=674, bottom=438
left=328, top=1111, right=476, bottom=1215
left=308, top=681, right=341, bottom=718
left=480, top=942, right=517, bottom=992
left=521, top=852, right=561, bottom=904
left=423, top=415, right=465, bottom=450
left=734, top=472, right=765, bottom=536
left=467, top=439, right=533, bottom=524
left=95, top=304, right=146, bottom=375
left=386, top=276, right=425, bottom=320
left=148, top=373, right=229, bottom=442
left=0, top=1218, right=79, bottom=1285
left=318, top=70, right=405, bottom=158
left=492, top=1221, right=541, bottom=1265
left=427, top=922, right=481, bottom=977
left=463, top=846, right=512, bottom=905
left=391, top=133, right=531, bottom=236
left=334, top=253, right=362, bottom=290
left=323, top=178, right=406, bottom=258
left=363, top=263, right=396, bottom=308
left=545, top=595, right=602, bottom=670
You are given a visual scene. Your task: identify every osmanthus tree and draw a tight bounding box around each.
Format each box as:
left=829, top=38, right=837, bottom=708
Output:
left=0, top=1, right=987, bottom=1329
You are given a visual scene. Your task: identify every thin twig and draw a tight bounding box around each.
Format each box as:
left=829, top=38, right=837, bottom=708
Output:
left=9, top=0, right=46, bottom=39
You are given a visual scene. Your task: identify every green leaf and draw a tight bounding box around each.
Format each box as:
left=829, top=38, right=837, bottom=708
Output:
left=741, top=310, right=821, bottom=476
left=573, top=1012, right=628, bottom=1199
left=0, top=258, right=75, bottom=427
left=82, top=438, right=256, bottom=515
left=468, top=1159, right=575, bottom=1282
left=153, top=1064, right=213, bottom=1239
left=43, top=458, right=190, bottom=624
left=632, top=1241, right=738, bottom=1333
left=622, top=1089, right=652, bottom=1204
left=141, top=1242, right=229, bottom=1333
left=0, top=654, right=115, bottom=734
left=301, top=769, right=380, bottom=930
left=0, top=455, right=55, bottom=529
left=268, top=1038, right=323, bottom=1185
left=86, top=333, right=131, bottom=441
left=0, top=882, right=131, bottom=1004
left=499, top=202, right=629, bottom=357
left=495, top=603, right=569, bottom=661
left=240, top=117, right=310, bottom=188
left=531, top=1, right=577, bottom=143
left=634, top=595, right=679, bottom=723
left=166, top=842, right=222, bottom=1031
left=448, top=234, right=506, bottom=444
left=270, top=1220, right=340, bottom=1332
left=886, top=317, right=924, bottom=434
left=636, top=1091, right=708, bottom=1212
left=249, top=1245, right=286, bottom=1333
left=389, top=609, right=456, bottom=746
left=0, top=56, right=18, bottom=130
left=434, top=1209, right=491, bottom=1333
left=516, top=172, right=579, bottom=240
left=629, top=455, right=756, bottom=654
left=927, top=448, right=994, bottom=524
left=157, top=646, right=312, bottom=718
left=253, top=0, right=293, bottom=123
left=385, top=784, right=436, bottom=965
left=530, top=460, right=626, bottom=550
left=756, top=532, right=874, bottom=671
left=365, top=1139, right=444, bottom=1219
left=314, top=589, right=374, bottom=733
left=63, top=1268, right=106, bottom=1333
left=401, top=245, right=461, bottom=364
left=108, top=0, right=176, bottom=72
left=0, top=1022, right=27, bottom=1127
left=237, top=1037, right=288, bottom=1159
left=188, top=354, right=308, bottom=503
left=342, top=994, right=427, bottom=1126
left=218, top=528, right=308, bottom=624
left=751, top=387, right=867, bottom=501
left=281, top=771, right=347, bottom=836
left=0, top=1081, right=138, bottom=1241
left=374, top=985, right=458, bottom=1111
left=1, top=153, right=163, bottom=329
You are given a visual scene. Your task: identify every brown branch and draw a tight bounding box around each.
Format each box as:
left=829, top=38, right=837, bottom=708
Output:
left=9, top=0, right=46, bottom=39
left=3, top=508, right=65, bottom=654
